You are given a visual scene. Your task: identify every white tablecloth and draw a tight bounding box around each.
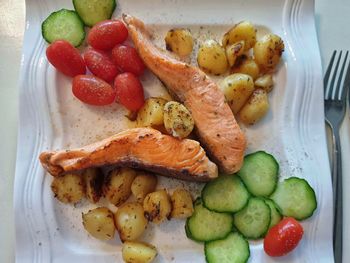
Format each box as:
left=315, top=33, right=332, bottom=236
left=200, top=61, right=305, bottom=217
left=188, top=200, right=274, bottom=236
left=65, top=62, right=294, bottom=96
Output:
left=0, top=0, right=349, bottom=261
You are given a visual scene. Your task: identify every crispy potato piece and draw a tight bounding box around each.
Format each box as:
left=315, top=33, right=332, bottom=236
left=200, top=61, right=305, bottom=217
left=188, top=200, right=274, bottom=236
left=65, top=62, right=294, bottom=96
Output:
left=143, top=189, right=172, bottom=224
left=114, top=202, right=148, bottom=242
left=131, top=172, right=158, bottom=203
left=254, top=34, right=284, bottom=72
left=219, top=73, right=254, bottom=114
left=239, top=89, right=269, bottom=125
left=82, top=207, right=115, bottom=241
left=197, top=39, right=228, bottom=75
left=231, top=56, right=260, bottom=80
left=51, top=173, right=84, bottom=204
left=222, top=21, right=256, bottom=50
left=225, top=41, right=245, bottom=67
left=163, top=101, right=194, bottom=139
left=103, top=168, right=137, bottom=206
left=122, top=241, right=157, bottom=263
left=255, top=74, right=274, bottom=92
left=136, top=97, right=168, bottom=128
left=170, top=189, right=194, bottom=219
left=83, top=168, right=104, bottom=203
left=165, top=28, right=194, bottom=57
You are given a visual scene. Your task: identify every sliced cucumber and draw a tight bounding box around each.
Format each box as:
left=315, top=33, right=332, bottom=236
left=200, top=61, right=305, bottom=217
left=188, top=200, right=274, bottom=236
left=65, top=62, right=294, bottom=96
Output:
left=237, top=151, right=279, bottom=197
left=73, top=0, right=116, bottom=27
left=264, top=198, right=282, bottom=228
left=202, top=175, right=250, bottom=213
left=205, top=232, right=250, bottom=263
left=271, top=177, right=317, bottom=220
left=186, top=199, right=234, bottom=242
left=42, top=9, right=85, bottom=47
left=233, top=197, right=270, bottom=239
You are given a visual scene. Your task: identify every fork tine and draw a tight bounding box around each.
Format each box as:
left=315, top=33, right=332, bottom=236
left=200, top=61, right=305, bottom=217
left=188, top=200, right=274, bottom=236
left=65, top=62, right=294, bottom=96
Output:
left=329, top=51, right=343, bottom=100
left=340, top=51, right=350, bottom=100
left=324, top=50, right=337, bottom=98
left=338, top=51, right=350, bottom=100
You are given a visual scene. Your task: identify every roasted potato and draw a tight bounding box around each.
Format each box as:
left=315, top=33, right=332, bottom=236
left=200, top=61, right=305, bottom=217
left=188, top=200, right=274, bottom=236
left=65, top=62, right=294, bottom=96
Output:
left=131, top=172, right=158, bottom=203
left=103, top=168, right=137, bottom=206
left=163, top=101, right=194, bottom=139
left=83, top=168, right=104, bottom=203
left=255, top=74, right=274, bottom=92
left=219, top=73, right=254, bottom=114
left=137, top=97, right=168, bottom=128
left=82, top=207, right=115, bottom=241
left=122, top=241, right=157, bottom=263
left=170, top=189, right=194, bottom=219
left=231, top=56, right=260, bottom=80
left=143, top=189, right=172, bottom=224
left=114, top=202, right=148, bottom=242
left=254, top=34, right=284, bottom=72
left=239, top=89, right=269, bottom=125
left=197, top=39, right=228, bottom=75
left=225, top=41, right=245, bottom=67
left=51, top=173, right=84, bottom=204
left=165, top=28, right=194, bottom=57
left=222, top=21, right=256, bottom=50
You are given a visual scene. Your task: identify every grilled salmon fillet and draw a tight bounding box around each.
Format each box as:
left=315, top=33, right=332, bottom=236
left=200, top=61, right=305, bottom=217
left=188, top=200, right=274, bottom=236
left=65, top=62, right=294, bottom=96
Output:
left=39, top=128, right=218, bottom=182
left=123, top=14, right=246, bottom=174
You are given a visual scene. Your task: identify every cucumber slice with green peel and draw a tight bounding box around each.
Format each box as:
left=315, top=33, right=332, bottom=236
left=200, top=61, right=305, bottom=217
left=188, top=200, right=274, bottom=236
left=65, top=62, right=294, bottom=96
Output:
left=202, top=175, right=250, bottom=213
left=42, top=9, right=85, bottom=47
left=237, top=151, right=279, bottom=197
left=233, top=197, right=271, bottom=239
left=205, top=232, right=250, bottom=263
left=73, top=0, right=116, bottom=27
left=186, top=198, right=234, bottom=242
left=264, top=198, right=282, bottom=228
left=270, top=177, right=317, bottom=220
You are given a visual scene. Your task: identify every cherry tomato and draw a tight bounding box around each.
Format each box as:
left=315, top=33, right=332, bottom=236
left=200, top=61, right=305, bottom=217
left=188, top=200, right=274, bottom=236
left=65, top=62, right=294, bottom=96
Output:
left=46, top=40, right=86, bottom=77
left=83, top=49, right=119, bottom=82
left=88, top=20, right=128, bottom=51
left=264, top=217, right=304, bottom=257
left=72, top=75, right=116, bottom=106
left=111, top=45, right=145, bottom=76
left=114, top=73, right=145, bottom=111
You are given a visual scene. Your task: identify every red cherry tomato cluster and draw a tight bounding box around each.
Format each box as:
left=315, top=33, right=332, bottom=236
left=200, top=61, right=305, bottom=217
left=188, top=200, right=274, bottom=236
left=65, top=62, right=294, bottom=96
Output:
left=45, top=19, right=145, bottom=110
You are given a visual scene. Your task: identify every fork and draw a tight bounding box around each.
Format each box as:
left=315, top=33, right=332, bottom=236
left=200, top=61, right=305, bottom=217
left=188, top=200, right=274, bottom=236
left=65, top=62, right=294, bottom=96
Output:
left=324, top=50, right=350, bottom=263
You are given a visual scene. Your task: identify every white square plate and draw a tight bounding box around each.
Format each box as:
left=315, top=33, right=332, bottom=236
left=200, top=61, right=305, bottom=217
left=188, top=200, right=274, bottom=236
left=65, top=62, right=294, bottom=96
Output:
left=15, top=0, right=333, bottom=262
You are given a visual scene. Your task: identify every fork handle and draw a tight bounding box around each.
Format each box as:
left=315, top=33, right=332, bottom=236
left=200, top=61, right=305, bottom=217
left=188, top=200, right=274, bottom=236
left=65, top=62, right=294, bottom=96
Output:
left=331, top=127, right=343, bottom=263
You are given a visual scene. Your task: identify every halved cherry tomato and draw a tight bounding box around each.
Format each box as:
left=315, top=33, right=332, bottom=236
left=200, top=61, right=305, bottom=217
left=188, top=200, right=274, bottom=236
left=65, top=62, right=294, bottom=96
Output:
left=114, top=73, right=145, bottom=111
left=72, top=75, right=116, bottom=106
left=264, top=217, right=304, bottom=257
left=46, top=40, right=86, bottom=77
left=88, top=20, right=128, bottom=51
left=112, top=45, right=145, bottom=76
left=83, top=49, right=119, bottom=82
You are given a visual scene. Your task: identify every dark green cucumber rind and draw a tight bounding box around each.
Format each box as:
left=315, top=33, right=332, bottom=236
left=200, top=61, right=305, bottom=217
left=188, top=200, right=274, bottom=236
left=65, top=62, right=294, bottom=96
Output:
left=42, top=9, right=85, bottom=47
left=264, top=198, right=282, bottom=228
left=185, top=198, right=234, bottom=242
left=237, top=151, right=279, bottom=197
left=270, top=177, right=317, bottom=220
left=233, top=197, right=271, bottom=239
left=204, top=232, right=250, bottom=263
left=202, top=175, right=250, bottom=213
left=73, top=0, right=117, bottom=27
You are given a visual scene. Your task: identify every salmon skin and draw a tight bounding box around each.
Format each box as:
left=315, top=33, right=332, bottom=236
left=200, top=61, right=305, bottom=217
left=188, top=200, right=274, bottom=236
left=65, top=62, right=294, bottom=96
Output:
left=39, top=128, right=218, bottom=182
left=123, top=14, right=246, bottom=174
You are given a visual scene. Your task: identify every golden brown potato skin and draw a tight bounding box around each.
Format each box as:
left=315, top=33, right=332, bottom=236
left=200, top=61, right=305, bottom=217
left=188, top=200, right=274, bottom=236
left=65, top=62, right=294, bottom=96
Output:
left=165, top=28, right=194, bottom=57
left=114, top=202, right=148, bottom=242
left=239, top=89, right=269, bottom=125
left=231, top=56, right=260, bottom=80
left=136, top=97, right=168, bottom=128
left=82, top=207, right=115, bottom=241
left=83, top=168, right=104, bottom=203
left=51, top=173, right=85, bottom=204
left=122, top=241, right=157, bottom=263
left=131, top=172, right=158, bottom=203
left=103, top=168, right=137, bottom=206
left=143, top=189, right=172, bottom=224
left=254, top=74, right=274, bottom=93
left=197, top=39, right=228, bottom=75
left=170, top=189, right=194, bottom=219
left=226, top=41, right=245, bottom=67
left=222, top=21, right=257, bottom=50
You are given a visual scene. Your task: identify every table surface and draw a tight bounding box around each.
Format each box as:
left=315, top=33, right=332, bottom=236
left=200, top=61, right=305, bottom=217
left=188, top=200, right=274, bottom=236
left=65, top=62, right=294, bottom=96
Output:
left=1, top=0, right=349, bottom=262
